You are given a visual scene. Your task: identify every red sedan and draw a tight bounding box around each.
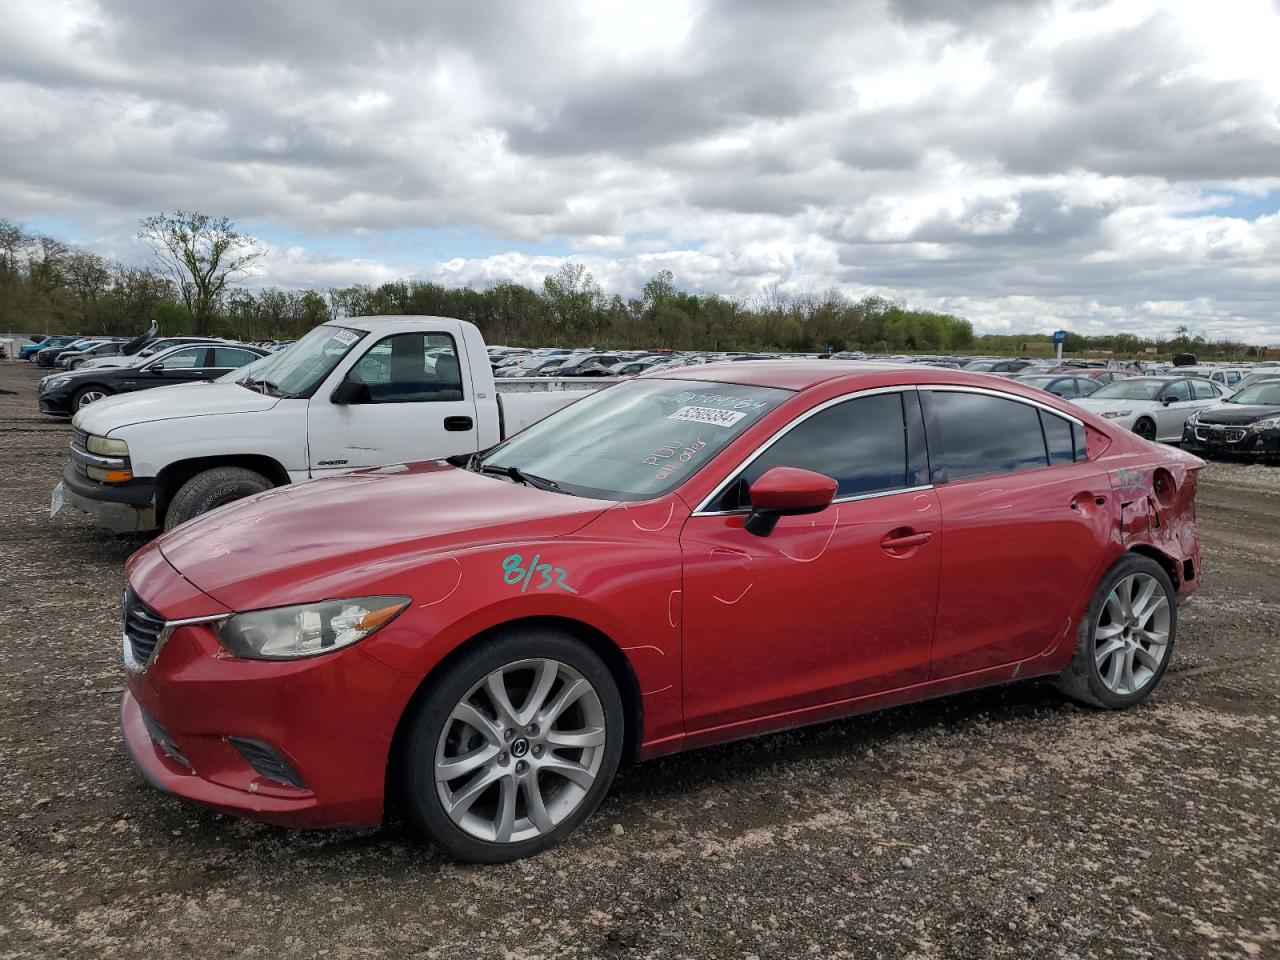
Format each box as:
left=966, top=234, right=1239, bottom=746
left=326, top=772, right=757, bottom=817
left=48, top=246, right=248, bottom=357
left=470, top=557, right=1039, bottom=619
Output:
left=120, top=362, right=1203, bottom=861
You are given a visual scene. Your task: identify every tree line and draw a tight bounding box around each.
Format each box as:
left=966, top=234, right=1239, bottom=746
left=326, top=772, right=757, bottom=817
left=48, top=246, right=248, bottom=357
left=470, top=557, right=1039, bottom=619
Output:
left=0, top=213, right=1264, bottom=358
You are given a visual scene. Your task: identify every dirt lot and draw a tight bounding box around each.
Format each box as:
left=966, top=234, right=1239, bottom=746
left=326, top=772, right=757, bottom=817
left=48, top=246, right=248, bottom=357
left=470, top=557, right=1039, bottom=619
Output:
left=0, top=359, right=1277, bottom=960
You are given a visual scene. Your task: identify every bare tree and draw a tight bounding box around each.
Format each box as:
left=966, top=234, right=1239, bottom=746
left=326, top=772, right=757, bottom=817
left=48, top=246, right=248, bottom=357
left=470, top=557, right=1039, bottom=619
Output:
left=138, top=211, right=263, bottom=334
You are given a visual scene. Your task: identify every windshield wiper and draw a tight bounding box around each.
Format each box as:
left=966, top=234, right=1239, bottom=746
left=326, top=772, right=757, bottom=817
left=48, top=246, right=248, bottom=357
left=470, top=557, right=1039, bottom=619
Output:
left=479, top=463, right=560, bottom=492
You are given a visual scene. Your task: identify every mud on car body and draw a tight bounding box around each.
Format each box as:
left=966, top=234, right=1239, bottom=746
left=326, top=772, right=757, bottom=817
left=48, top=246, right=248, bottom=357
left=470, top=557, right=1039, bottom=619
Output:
left=118, top=361, right=1204, bottom=862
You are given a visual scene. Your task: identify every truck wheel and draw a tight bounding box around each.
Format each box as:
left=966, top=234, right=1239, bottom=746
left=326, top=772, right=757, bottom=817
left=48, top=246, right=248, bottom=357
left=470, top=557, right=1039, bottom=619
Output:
left=163, top=467, right=273, bottom=531
left=1055, top=554, right=1176, bottom=709
left=398, top=627, right=624, bottom=862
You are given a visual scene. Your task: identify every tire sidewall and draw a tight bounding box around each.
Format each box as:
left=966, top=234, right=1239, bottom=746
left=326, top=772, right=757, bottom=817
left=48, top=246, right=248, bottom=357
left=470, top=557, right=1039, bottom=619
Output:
left=164, top=468, right=272, bottom=530
left=401, top=630, right=624, bottom=863
left=1134, top=418, right=1157, bottom=441
left=1081, top=555, right=1177, bottom=708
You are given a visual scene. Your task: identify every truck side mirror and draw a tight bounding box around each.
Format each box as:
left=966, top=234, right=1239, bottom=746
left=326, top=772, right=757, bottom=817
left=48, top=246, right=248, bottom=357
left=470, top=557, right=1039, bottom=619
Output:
left=331, top=378, right=371, bottom=405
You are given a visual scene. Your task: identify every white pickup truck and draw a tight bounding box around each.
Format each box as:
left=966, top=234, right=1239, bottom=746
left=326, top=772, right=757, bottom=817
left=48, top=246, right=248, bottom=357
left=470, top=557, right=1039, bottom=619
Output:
left=55, top=316, right=611, bottom=532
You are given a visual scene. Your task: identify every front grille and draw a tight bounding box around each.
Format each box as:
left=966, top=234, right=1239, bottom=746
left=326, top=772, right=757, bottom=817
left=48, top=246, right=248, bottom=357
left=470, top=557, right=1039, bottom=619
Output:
left=141, top=709, right=192, bottom=770
left=72, top=426, right=89, bottom=450
left=229, top=738, right=309, bottom=789
left=1196, top=426, right=1248, bottom=444
left=123, top=587, right=166, bottom=668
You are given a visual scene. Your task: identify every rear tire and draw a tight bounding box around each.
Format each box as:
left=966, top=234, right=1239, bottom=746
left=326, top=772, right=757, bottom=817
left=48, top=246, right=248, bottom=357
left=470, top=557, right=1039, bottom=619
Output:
left=399, top=628, right=624, bottom=862
left=1056, top=554, right=1176, bottom=709
left=163, top=466, right=273, bottom=531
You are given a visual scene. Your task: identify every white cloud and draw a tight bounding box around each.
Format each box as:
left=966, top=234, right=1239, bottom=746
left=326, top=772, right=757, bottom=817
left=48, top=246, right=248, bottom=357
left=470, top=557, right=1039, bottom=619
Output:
left=2, top=0, right=1280, bottom=341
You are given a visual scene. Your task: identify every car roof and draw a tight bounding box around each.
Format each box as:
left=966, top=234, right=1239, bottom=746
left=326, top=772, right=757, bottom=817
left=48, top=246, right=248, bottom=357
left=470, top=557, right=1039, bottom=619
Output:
left=640, top=360, right=1065, bottom=394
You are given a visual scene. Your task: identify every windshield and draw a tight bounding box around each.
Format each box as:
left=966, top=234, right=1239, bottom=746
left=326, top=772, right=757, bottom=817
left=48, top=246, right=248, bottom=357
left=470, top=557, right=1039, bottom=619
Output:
left=221, top=324, right=365, bottom=397
left=1017, top=376, right=1056, bottom=386
left=963, top=361, right=996, bottom=371
left=1228, top=384, right=1280, bottom=406
left=1088, top=379, right=1164, bottom=401
left=477, top=378, right=791, bottom=500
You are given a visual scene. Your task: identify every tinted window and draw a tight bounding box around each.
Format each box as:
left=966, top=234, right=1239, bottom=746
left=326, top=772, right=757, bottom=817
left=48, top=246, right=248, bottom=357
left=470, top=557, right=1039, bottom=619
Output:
left=1041, top=411, right=1075, bottom=464
left=928, top=391, right=1048, bottom=481
left=349, top=333, right=463, bottom=402
left=1075, top=378, right=1100, bottom=396
left=1161, top=380, right=1191, bottom=402
left=154, top=347, right=206, bottom=369
left=1191, top=380, right=1217, bottom=400
left=737, top=392, right=909, bottom=502
left=212, top=347, right=259, bottom=368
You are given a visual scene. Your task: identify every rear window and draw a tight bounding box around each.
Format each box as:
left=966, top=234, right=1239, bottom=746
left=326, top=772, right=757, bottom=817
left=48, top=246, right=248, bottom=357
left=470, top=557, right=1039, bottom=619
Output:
left=927, top=391, right=1048, bottom=481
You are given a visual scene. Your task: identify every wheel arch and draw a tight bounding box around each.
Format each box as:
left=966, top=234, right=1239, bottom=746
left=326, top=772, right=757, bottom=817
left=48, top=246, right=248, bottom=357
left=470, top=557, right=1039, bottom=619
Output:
left=1125, top=543, right=1183, bottom=590
left=155, top=454, right=291, bottom=524
left=382, top=614, right=645, bottom=821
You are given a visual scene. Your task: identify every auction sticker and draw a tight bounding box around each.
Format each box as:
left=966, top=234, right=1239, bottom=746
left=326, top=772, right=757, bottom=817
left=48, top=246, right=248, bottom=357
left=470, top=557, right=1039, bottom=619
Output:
left=669, top=405, right=746, bottom=427
left=331, top=329, right=360, bottom=346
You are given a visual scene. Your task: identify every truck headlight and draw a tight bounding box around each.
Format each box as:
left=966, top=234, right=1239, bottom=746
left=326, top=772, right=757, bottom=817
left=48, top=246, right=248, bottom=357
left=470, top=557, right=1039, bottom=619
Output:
left=1251, top=418, right=1280, bottom=432
left=1101, top=410, right=1133, bottom=419
left=214, top=596, right=410, bottom=660
left=87, top=435, right=129, bottom=456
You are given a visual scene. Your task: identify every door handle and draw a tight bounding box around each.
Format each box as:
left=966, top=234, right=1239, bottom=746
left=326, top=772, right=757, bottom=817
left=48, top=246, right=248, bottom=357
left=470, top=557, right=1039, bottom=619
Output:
left=444, top=416, right=473, bottom=432
left=880, top=529, right=932, bottom=552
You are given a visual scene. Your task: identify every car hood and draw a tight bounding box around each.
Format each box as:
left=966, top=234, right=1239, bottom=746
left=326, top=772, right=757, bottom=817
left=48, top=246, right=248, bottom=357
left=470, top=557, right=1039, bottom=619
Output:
left=1197, top=404, right=1280, bottom=425
left=72, top=382, right=281, bottom=434
left=156, top=461, right=614, bottom=610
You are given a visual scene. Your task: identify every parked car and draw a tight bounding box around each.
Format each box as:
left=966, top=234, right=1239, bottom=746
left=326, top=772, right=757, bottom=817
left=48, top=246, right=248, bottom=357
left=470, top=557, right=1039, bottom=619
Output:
left=57, top=338, right=127, bottom=369
left=55, top=318, right=614, bottom=533
left=961, top=359, right=1039, bottom=375
left=1182, top=380, right=1280, bottom=460
left=1167, top=366, right=1252, bottom=390
left=118, top=361, right=1201, bottom=861
left=546, top=353, right=624, bottom=377
left=1228, top=371, right=1280, bottom=394
left=1012, top=373, right=1101, bottom=399
left=1073, top=376, right=1228, bottom=442
left=76, top=336, right=227, bottom=370
left=496, top=356, right=567, bottom=378
left=35, top=337, right=97, bottom=367
left=38, top=342, right=268, bottom=416
left=20, top=335, right=78, bottom=360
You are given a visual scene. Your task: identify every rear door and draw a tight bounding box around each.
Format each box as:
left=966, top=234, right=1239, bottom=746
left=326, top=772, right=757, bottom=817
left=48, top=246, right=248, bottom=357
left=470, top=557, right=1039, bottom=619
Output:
left=923, top=388, right=1114, bottom=678
left=1154, top=379, right=1196, bottom=440
left=306, top=330, right=480, bottom=475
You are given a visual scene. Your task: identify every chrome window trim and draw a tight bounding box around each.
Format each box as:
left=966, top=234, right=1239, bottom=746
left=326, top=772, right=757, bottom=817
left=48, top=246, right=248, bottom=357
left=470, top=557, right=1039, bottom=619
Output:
left=690, top=381, right=1085, bottom=516
left=122, top=613, right=228, bottom=674
left=692, top=385, right=923, bottom=516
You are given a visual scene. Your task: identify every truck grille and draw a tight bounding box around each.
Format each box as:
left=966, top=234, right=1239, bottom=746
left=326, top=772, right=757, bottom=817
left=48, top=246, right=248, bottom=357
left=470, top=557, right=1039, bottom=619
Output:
left=123, top=587, right=166, bottom=668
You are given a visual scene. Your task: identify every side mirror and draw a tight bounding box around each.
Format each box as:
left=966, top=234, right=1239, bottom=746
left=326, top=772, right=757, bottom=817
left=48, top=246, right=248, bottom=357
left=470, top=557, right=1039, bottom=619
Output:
left=148, top=363, right=164, bottom=373
left=1161, top=395, right=1177, bottom=405
left=744, top=466, right=838, bottom=537
left=331, top=378, right=371, bottom=405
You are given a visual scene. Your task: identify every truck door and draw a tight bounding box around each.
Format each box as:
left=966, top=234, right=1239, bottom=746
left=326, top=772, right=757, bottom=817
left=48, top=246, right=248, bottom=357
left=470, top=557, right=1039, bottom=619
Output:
left=306, top=331, right=481, bottom=475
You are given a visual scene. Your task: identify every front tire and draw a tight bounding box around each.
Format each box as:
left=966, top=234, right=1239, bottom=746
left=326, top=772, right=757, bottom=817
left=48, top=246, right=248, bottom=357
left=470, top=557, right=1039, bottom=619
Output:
left=399, top=628, right=624, bottom=862
left=1056, top=554, right=1176, bottom=709
left=72, top=385, right=112, bottom=410
left=1133, top=417, right=1158, bottom=442
left=163, top=466, right=273, bottom=531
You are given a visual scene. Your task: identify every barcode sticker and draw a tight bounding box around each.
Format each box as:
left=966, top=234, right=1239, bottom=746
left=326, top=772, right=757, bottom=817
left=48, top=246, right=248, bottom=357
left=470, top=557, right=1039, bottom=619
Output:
left=669, top=405, right=746, bottom=427
left=331, top=329, right=359, bottom=346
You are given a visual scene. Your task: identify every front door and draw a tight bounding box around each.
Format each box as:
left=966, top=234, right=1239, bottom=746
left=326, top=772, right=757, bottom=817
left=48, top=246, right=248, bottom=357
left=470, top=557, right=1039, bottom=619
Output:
left=122, top=345, right=221, bottom=392
left=306, top=331, right=480, bottom=475
left=680, top=390, right=940, bottom=732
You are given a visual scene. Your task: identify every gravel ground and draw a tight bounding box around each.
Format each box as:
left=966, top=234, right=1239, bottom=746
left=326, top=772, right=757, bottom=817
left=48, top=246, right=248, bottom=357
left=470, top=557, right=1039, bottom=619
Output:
left=1, top=360, right=1277, bottom=960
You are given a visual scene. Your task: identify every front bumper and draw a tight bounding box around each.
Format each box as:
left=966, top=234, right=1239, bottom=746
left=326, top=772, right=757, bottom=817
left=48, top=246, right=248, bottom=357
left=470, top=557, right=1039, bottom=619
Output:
left=38, top=390, right=74, bottom=416
left=61, top=460, right=157, bottom=532
left=119, top=564, right=419, bottom=827
left=1181, top=423, right=1280, bottom=459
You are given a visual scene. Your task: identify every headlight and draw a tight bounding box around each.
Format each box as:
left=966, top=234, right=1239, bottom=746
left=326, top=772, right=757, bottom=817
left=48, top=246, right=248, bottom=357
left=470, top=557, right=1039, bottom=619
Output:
left=1186, top=410, right=1200, bottom=425
left=1251, top=418, right=1280, bottom=432
left=214, top=596, right=410, bottom=660
left=44, top=376, right=71, bottom=391
left=87, top=435, right=129, bottom=456
left=1100, top=410, right=1133, bottom=419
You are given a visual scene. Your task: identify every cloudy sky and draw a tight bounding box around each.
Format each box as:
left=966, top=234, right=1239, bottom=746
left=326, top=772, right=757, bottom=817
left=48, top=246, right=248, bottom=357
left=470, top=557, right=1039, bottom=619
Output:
left=3, top=0, right=1280, bottom=341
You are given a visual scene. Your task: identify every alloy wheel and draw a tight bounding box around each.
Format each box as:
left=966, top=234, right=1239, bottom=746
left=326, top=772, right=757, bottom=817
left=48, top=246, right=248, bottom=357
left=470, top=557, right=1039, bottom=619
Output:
left=76, top=390, right=106, bottom=409
left=434, top=658, right=606, bottom=844
left=1134, top=419, right=1157, bottom=441
left=1093, top=572, right=1170, bottom=696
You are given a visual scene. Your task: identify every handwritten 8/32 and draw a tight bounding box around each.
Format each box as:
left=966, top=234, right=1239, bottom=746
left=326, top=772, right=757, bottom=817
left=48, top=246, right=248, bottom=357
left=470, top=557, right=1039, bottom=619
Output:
left=502, top=553, right=579, bottom=594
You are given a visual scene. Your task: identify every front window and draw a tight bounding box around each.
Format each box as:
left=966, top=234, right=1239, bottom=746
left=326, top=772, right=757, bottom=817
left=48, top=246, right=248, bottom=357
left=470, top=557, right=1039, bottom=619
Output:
left=222, top=324, right=366, bottom=398
left=477, top=378, right=791, bottom=500
left=1089, top=379, right=1164, bottom=401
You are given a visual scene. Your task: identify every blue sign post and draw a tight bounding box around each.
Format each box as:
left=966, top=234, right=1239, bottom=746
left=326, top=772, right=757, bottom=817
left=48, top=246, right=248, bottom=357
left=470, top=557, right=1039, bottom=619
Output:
left=1052, top=329, right=1067, bottom=361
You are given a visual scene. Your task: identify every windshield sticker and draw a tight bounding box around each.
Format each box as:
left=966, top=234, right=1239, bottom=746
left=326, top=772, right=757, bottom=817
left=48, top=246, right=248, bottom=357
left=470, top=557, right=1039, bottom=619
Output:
left=502, top=553, right=578, bottom=594
left=670, top=405, right=746, bottom=427
left=658, top=391, right=771, bottom=412
left=331, top=329, right=359, bottom=346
